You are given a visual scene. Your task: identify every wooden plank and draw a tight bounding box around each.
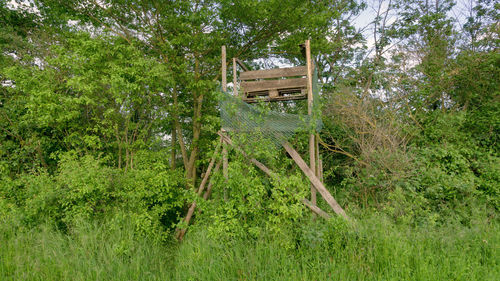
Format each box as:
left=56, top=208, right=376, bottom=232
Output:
left=243, top=94, right=307, bottom=103
left=282, top=141, right=348, bottom=220
left=240, top=66, right=307, bottom=80
left=302, top=199, right=331, bottom=220
left=241, top=78, right=307, bottom=93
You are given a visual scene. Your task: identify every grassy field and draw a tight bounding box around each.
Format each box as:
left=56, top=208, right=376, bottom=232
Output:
left=1, top=215, right=498, bottom=281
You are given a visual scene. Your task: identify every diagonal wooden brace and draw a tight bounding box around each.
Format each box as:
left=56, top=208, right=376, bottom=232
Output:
left=282, top=141, right=348, bottom=220
left=218, top=131, right=340, bottom=220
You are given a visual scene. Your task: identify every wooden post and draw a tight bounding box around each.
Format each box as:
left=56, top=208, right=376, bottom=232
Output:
left=319, top=158, right=324, bottom=183
left=282, top=141, right=348, bottom=220
left=315, top=133, right=321, bottom=181
left=222, top=46, right=227, bottom=92
left=222, top=141, right=228, bottom=200
left=233, top=58, right=238, bottom=96
left=306, top=39, right=317, bottom=207
left=221, top=47, right=229, bottom=200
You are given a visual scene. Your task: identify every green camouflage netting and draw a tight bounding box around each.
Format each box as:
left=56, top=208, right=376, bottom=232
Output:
left=219, top=69, right=322, bottom=146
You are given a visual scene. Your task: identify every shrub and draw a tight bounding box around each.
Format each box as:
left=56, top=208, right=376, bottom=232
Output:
left=0, top=152, right=185, bottom=242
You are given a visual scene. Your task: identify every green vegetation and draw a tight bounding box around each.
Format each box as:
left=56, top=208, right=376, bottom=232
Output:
left=1, top=0, right=499, bottom=280
left=2, top=214, right=497, bottom=280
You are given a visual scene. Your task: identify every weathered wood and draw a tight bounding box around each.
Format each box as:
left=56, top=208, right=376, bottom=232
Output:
left=222, top=137, right=228, bottom=200
left=203, top=160, right=221, bottom=200
left=233, top=58, right=238, bottom=96
left=197, top=140, right=222, bottom=195
left=243, top=93, right=307, bottom=103
left=319, top=158, right=324, bottom=183
left=240, top=66, right=307, bottom=80
left=222, top=46, right=227, bottom=92
left=309, top=134, right=316, bottom=207
left=306, top=40, right=317, bottom=209
left=177, top=201, right=197, bottom=240
left=306, top=40, right=314, bottom=113
left=282, top=141, right=348, bottom=220
left=236, top=58, right=250, bottom=71
left=302, top=199, right=331, bottom=220
left=269, top=89, right=279, bottom=98
left=241, top=78, right=307, bottom=93
left=177, top=139, right=222, bottom=241
left=314, top=133, right=321, bottom=209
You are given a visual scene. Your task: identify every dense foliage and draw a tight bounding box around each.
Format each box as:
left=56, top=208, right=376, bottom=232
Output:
left=0, top=0, right=498, bottom=279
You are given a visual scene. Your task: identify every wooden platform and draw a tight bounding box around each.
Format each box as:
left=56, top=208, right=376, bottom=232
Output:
left=239, top=66, right=308, bottom=103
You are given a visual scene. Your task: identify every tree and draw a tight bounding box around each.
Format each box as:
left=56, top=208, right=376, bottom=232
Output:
left=21, top=0, right=365, bottom=186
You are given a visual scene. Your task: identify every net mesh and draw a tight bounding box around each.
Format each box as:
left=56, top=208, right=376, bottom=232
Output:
left=219, top=68, right=322, bottom=147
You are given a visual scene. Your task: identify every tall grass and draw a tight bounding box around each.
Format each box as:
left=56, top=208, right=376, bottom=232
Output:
left=1, top=215, right=498, bottom=280
left=176, top=216, right=499, bottom=281
left=0, top=217, right=175, bottom=281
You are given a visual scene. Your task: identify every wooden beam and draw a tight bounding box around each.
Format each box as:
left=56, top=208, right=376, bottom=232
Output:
left=306, top=40, right=314, bottom=111
left=241, top=78, right=307, bottom=93
left=222, top=134, right=228, bottom=200
left=222, top=46, right=227, bottom=92
left=302, top=199, right=331, bottom=220
left=306, top=40, right=317, bottom=209
left=177, top=139, right=222, bottom=241
left=203, top=160, right=221, bottom=200
left=319, top=158, right=324, bottom=183
left=240, top=66, right=307, bottom=80
left=282, top=141, right=348, bottom=220
left=236, top=58, right=250, bottom=71
left=197, top=139, right=222, bottom=195
left=243, top=94, right=307, bottom=103
left=233, top=58, right=238, bottom=96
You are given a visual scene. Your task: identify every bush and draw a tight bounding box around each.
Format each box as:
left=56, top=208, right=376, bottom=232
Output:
left=193, top=150, right=309, bottom=248
left=0, top=152, right=185, bottom=241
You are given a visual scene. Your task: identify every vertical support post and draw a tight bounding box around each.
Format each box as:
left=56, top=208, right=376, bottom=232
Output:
left=222, top=138, right=228, bottom=200
left=306, top=39, right=317, bottom=207
left=319, top=158, right=324, bottom=183
left=233, top=58, right=238, bottom=96
left=315, top=133, right=321, bottom=181
left=222, top=46, right=227, bottom=92
left=221, top=47, right=228, bottom=200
